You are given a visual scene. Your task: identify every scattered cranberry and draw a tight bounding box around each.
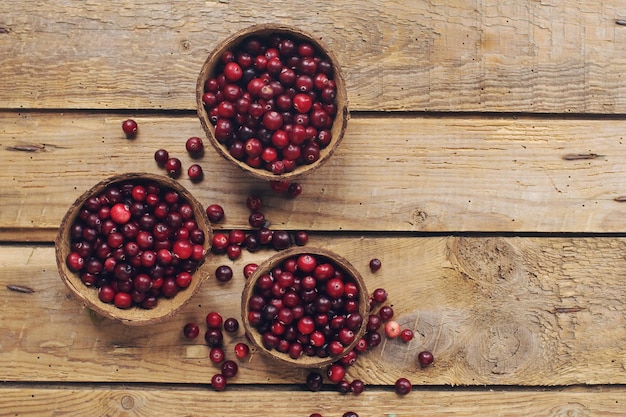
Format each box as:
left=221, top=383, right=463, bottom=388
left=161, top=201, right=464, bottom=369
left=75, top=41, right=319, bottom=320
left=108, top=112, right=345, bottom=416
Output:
left=306, top=371, right=323, bottom=391
left=164, top=157, right=182, bottom=177
left=206, top=311, right=223, bottom=329
left=183, top=322, right=200, bottom=339
left=223, top=317, right=239, bottom=333
left=187, top=164, right=203, bottom=182
left=400, top=328, right=414, bottom=343
left=211, top=373, right=227, bottom=391
left=215, top=265, right=233, bottom=282
left=336, top=379, right=351, bottom=394
left=372, top=288, right=387, bottom=304
left=418, top=350, right=434, bottom=368
left=269, top=180, right=290, bottom=193
left=246, top=195, right=263, bottom=211
left=154, top=149, right=169, bottom=166
left=384, top=320, right=401, bottom=338
left=379, top=305, right=394, bottom=321
left=206, top=204, right=225, bottom=223
left=342, top=413, right=359, bottom=417
left=369, top=258, right=382, bottom=272
left=326, top=363, right=346, bottom=383
left=294, top=230, right=309, bottom=246
left=287, top=182, right=303, bottom=197
left=185, top=136, right=204, bottom=156
left=204, top=328, right=223, bottom=347
left=394, top=377, right=412, bottom=395
left=234, top=342, right=250, bottom=359
left=210, top=346, right=225, bottom=363
left=122, top=119, right=138, bottom=138
left=350, top=379, right=365, bottom=394
left=221, top=360, right=238, bottom=378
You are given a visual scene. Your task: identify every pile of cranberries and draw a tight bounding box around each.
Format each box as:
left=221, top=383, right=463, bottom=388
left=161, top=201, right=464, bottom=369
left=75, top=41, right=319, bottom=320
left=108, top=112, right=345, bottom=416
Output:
left=65, top=179, right=207, bottom=309
left=246, top=252, right=364, bottom=362
left=202, top=32, right=339, bottom=175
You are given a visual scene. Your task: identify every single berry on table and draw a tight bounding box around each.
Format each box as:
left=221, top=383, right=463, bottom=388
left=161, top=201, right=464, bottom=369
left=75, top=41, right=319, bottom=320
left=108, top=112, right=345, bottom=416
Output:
left=122, top=119, right=138, bottom=137
left=418, top=350, right=434, bottom=367
left=183, top=322, right=200, bottom=339
left=394, top=377, right=412, bottom=395
left=369, top=258, right=382, bottom=272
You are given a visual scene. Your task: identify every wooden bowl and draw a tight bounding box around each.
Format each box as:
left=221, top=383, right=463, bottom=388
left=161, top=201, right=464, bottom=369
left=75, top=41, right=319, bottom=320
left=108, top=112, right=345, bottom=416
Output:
left=55, top=173, right=213, bottom=326
left=196, top=24, right=349, bottom=181
left=241, top=247, right=368, bottom=368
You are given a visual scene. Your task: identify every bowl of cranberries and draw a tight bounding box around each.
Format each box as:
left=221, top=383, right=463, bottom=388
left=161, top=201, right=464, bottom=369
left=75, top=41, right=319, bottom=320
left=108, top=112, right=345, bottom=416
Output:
left=241, top=247, right=368, bottom=368
left=196, top=24, right=349, bottom=181
left=55, top=173, right=213, bottom=326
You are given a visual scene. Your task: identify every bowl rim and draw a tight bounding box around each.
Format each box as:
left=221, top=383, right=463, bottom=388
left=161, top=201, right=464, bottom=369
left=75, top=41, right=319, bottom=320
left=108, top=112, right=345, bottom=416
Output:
left=241, top=246, right=368, bottom=368
left=55, top=172, right=213, bottom=326
left=196, top=23, right=349, bottom=181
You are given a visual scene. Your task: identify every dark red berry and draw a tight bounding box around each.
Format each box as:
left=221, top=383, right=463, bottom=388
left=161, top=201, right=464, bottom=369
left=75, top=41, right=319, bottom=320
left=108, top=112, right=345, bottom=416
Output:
left=394, top=377, right=412, bottom=395
left=215, top=265, right=233, bottom=282
left=221, top=360, right=238, bottom=378
left=369, top=258, right=382, bottom=272
left=187, top=164, right=203, bottom=182
left=400, top=328, right=414, bottom=342
left=183, top=322, right=200, bottom=339
left=211, top=373, right=227, bottom=391
left=122, top=119, right=138, bottom=137
left=206, top=204, right=225, bottom=223
left=186, top=137, right=204, bottom=155
left=164, top=158, right=182, bottom=177
left=154, top=149, right=169, bottom=165
left=223, top=317, right=239, bottom=333
left=306, top=371, right=323, bottom=391
left=418, top=350, right=434, bottom=367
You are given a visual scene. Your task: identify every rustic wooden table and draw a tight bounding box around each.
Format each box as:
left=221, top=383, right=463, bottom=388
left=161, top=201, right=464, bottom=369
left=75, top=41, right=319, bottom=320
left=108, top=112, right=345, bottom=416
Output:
left=2, top=1, right=626, bottom=416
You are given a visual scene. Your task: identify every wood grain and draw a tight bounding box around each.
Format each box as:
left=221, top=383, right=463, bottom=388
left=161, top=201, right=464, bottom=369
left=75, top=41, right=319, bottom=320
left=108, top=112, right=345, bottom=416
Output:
left=0, top=384, right=624, bottom=417
left=2, top=236, right=626, bottom=386
left=3, top=112, right=626, bottom=237
left=1, top=1, right=625, bottom=113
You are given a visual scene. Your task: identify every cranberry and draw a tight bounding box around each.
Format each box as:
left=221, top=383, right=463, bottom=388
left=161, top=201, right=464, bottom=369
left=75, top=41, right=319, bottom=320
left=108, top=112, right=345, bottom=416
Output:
left=271, top=230, right=291, bottom=250
left=384, top=320, right=401, bottom=338
left=294, top=231, right=309, bottom=246
left=418, top=350, right=434, bottom=367
left=204, top=328, right=224, bottom=347
left=164, top=158, right=182, bottom=177
left=205, top=204, right=225, bottom=223
left=122, top=119, right=138, bottom=137
left=223, top=61, right=243, bottom=82
left=234, top=342, right=250, bottom=359
left=210, top=346, right=225, bottom=363
left=336, top=379, right=351, bottom=394
left=185, top=137, right=204, bottom=155
left=114, top=292, right=132, bottom=309
left=342, top=413, right=359, bottom=417
left=369, top=258, right=382, bottom=272
left=223, top=317, right=239, bottom=333
left=243, top=263, right=258, bottom=279
left=394, top=377, right=412, bottom=395
left=326, top=363, right=345, bottom=383
left=221, top=360, right=238, bottom=378
left=287, top=182, right=303, bottom=197
left=248, top=211, right=266, bottom=228
left=400, top=328, right=414, bottom=342
left=306, top=371, right=323, bottom=391
left=211, top=373, right=227, bottom=391
left=246, top=195, right=263, bottom=211
left=379, top=305, right=394, bottom=321
left=206, top=311, right=223, bottom=329
left=187, top=164, right=203, bottom=182
left=269, top=180, right=290, bottom=193
left=66, top=252, right=85, bottom=272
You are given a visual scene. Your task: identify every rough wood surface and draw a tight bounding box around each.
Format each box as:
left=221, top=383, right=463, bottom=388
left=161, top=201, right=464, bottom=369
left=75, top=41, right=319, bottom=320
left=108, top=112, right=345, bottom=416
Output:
left=3, top=112, right=626, bottom=237
left=2, top=236, right=626, bottom=386
left=0, top=385, right=623, bottom=417
left=1, top=0, right=626, bottom=113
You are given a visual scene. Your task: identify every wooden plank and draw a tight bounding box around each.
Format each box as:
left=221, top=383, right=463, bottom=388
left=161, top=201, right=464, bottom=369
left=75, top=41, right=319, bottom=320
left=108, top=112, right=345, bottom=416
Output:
left=3, top=112, right=626, bottom=237
left=1, top=1, right=626, bottom=113
left=0, top=384, right=624, bottom=417
left=2, top=237, right=626, bottom=386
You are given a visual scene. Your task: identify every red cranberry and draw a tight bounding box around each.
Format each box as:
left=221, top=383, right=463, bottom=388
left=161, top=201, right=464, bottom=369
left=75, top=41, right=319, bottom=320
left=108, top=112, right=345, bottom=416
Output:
left=372, top=288, right=388, bottom=304
left=243, top=263, right=258, bottom=279
left=400, top=328, right=414, bottom=342
left=211, top=373, right=227, bottom=391
left=210, top=346, right=225, bottom=363
left=369, top=258, right=382, bottom=272
left=306, top=371, right=323, bottom=391
left=271, top=230, right=291, bottom=250
left=122, top=119, right=138, bottom=137
left=221, top=360, right=238, bottom=378
left=185, top=137, right=204, bottom=155
left=326, top=363, right=345, bottom=383
left=206, top=204, right=225, bottom=223
left=394, top=377, right=412, bottom=395
left=187, top=164, right=203, bottom=182
left=418, top=350, right=434, bottom=367
left=164, top=158, right=182, bottom=177
left=384, top=320, right=401, bottom=338
left=223, top=317, right=239, bottom=333
left=204, top=328, right=223, bottom=347
left=206, top=311, right=223, bottom=329
left=234, top=342, right=250, bottom=359
left=294, top=230, right=309, bottom=246
left=379, top=305, right=394, bottom=321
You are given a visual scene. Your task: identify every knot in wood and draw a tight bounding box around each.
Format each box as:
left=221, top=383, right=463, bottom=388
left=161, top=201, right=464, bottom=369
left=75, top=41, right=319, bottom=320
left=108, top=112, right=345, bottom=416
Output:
left=120, top=395, right=135, bottom=410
